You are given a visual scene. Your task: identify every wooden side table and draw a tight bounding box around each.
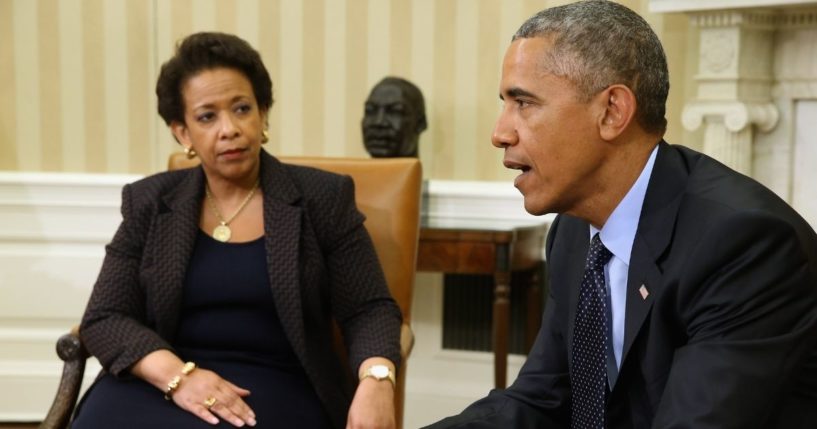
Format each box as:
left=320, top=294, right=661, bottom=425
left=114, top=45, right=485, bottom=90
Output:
left=417, top=219, right=548, bottom=389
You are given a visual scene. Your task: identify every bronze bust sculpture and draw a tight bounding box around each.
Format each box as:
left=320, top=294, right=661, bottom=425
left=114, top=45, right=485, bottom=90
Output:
left=361, top=77, right=427, bottom=158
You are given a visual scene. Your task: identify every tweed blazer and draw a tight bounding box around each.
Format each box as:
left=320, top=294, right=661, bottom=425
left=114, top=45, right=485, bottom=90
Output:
left=427, top=142, right=817, bottom=428
left=80, top=149, right=402, bottom=428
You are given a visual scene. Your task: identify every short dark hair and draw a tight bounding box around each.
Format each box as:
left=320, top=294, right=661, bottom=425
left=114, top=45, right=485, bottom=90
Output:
left=514, top=0, right=669, bottom=135
left=156, top=32, right=273, bottom=125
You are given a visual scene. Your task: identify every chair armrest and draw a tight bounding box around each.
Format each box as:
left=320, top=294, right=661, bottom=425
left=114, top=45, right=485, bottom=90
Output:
left=400, top=323, right=414, bottom=360
left=40, top=327, right=89, bottom=429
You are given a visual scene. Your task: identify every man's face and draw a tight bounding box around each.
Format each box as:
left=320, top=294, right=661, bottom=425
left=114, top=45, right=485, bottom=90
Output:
left=493, top=37, right=607, bottom=216
left=362, top=84, right=420, bottom=157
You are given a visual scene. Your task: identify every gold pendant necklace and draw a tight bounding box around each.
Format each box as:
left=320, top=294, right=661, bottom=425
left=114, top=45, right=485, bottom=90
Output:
left=205, top=178, right=260, bottom=242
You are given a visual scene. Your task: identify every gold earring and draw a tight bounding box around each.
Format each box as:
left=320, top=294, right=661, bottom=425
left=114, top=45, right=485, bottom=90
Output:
left=184, top=147, right=197, bottom=159
left=261, top=129, right=269, bottom=144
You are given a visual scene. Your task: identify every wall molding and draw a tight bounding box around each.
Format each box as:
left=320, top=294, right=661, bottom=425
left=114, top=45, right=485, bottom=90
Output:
left=424, top=179, right=554, bottom=228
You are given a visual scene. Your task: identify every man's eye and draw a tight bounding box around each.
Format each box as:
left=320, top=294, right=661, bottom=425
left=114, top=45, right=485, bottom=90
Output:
left=516, top=99, right=530, bottom=108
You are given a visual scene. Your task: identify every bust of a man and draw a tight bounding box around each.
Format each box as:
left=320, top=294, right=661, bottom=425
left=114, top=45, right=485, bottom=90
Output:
left=361, top=77, right=427, bottom=158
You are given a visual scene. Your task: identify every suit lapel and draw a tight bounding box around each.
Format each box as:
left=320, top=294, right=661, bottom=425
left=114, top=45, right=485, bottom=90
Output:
left=152, top=167, right=204, bottom=340
left=258, top=151, right=308, bottom=361
left=619, top=141, right=687, bottom=367
left=619, top=234, right=661, bottom=366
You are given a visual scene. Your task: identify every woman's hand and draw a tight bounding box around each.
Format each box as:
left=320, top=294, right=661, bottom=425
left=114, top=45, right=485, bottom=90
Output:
left=346, top=377, right=396, bottom=429
left=131, top=350, right=256, bottom=427
left=173, top=367, right=256, bottom=427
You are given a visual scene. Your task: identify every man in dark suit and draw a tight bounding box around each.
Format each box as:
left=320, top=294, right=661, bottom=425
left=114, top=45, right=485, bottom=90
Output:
left=426, top=1, right=817, bottom=428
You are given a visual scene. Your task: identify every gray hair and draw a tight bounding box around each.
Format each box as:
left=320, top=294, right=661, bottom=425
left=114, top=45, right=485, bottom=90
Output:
left=513, top=0, right=669, bottom=135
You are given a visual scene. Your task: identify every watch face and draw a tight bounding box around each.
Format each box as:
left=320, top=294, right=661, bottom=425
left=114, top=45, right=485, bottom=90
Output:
left=371, top=365, right=390, bottom=378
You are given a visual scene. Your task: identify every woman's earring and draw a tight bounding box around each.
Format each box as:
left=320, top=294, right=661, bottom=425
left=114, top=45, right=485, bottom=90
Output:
left=184, top=146, right=197, bottom=159
left=261, top=129, right=269, bottom=144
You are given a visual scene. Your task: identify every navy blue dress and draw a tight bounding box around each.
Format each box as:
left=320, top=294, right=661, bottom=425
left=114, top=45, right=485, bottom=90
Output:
left=73, top=231, right=333, bottom=428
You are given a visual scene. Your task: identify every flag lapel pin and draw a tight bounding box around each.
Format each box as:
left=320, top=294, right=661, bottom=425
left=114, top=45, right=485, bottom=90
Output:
left=639, top=284, right=649, bottom=300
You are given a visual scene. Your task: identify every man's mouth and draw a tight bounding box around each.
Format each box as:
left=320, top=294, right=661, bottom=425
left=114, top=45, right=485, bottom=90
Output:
left=504, top=159, right=532, bottom=187
left=504, top=159, right=531, bottom=173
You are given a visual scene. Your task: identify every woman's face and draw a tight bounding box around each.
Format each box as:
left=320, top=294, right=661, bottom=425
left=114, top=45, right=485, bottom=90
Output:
left=171, top=67, right=267, bottom=183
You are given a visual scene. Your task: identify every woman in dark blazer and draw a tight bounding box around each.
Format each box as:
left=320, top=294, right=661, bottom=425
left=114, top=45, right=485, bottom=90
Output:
left=72, top=32, right=401, bottom=429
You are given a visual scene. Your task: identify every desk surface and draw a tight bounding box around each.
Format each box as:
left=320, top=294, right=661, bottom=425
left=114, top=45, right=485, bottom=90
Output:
left=418, top=219, right=547, bottom=273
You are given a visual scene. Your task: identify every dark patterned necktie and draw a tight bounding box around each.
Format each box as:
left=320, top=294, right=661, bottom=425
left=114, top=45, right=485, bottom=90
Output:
left=571, top=233, right=613, bottom=429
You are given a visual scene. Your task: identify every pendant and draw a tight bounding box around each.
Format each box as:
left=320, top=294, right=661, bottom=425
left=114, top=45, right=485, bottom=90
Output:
left=212, top=224, right=232, bottom=242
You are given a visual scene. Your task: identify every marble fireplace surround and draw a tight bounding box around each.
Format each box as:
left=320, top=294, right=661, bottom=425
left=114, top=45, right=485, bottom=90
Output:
left=650, top=0, right=817, bottom=228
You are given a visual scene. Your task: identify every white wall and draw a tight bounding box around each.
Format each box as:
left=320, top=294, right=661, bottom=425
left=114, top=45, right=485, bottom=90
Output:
left=0, top=173, right=138, bottom=420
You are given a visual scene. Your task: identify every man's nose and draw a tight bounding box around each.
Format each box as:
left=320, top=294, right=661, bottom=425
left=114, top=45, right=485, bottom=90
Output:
left=491, top=108, right=517, bottom=148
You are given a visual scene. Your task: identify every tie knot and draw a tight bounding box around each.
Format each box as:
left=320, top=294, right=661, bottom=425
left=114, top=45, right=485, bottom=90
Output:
left=587, top=234, right=613, bottom=270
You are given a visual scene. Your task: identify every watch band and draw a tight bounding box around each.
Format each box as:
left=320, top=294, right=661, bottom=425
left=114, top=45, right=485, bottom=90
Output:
left=360, top=364, right=396, bottom=387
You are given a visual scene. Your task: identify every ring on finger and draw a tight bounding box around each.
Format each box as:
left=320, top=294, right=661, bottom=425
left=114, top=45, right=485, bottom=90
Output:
left=204, top=396, right=217, bottom=409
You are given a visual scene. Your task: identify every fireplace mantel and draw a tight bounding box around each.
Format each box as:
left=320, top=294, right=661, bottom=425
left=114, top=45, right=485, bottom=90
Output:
left=650, top=0, right=817, bottom=13
left=649, top=0, right=817, bottom=229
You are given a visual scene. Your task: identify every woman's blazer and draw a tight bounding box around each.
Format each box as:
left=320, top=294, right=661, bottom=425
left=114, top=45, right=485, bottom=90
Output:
left=80, top=149, right=402, bottom=428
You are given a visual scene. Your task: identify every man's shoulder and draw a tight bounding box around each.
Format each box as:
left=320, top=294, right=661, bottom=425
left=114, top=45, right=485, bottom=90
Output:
left=656, top=143, right=817, bottom=257
left=655, top=143, right=795, bottom=221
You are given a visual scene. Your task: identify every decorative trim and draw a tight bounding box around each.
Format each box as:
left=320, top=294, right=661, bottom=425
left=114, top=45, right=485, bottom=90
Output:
left=689, top=10, right=779, bottom=28
left=779, top=8, right=817, bottom=27
left=655, top=3, right=817, bottom=29
left=0, top=172, right=140, bottom=243
left=700, top=30, right=738, bottom=73
left=650, top=0, right=817, bottom=13
left=424, top=179, right=554, bottom=228
left=682, top=101, right=779, bottom=132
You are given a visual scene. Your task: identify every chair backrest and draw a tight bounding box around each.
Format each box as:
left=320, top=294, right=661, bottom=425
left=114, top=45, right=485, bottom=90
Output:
left=282, top=156, right=421, bottom=320
left=168, top=152, right=421, bottom=428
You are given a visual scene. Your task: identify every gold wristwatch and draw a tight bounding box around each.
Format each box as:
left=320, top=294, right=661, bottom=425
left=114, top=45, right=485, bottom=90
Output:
left=359, top=364, right=396, bottom=387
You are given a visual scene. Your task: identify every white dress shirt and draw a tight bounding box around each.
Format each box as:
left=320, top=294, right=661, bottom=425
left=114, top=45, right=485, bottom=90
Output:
left=589, top=144, right=658, bottom=368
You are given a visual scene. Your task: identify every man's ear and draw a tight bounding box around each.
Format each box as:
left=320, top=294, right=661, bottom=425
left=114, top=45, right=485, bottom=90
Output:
left=598, top=84, right=636, bottom=141
left=170, top=121, right=190, bottom=149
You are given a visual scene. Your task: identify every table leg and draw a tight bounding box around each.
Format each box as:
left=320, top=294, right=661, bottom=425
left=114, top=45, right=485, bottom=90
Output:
left=493, top=269, right=511, bottom=389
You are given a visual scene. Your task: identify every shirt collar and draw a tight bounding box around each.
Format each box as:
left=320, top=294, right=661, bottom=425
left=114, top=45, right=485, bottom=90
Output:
left=590, top=144, right=659, bottom=265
